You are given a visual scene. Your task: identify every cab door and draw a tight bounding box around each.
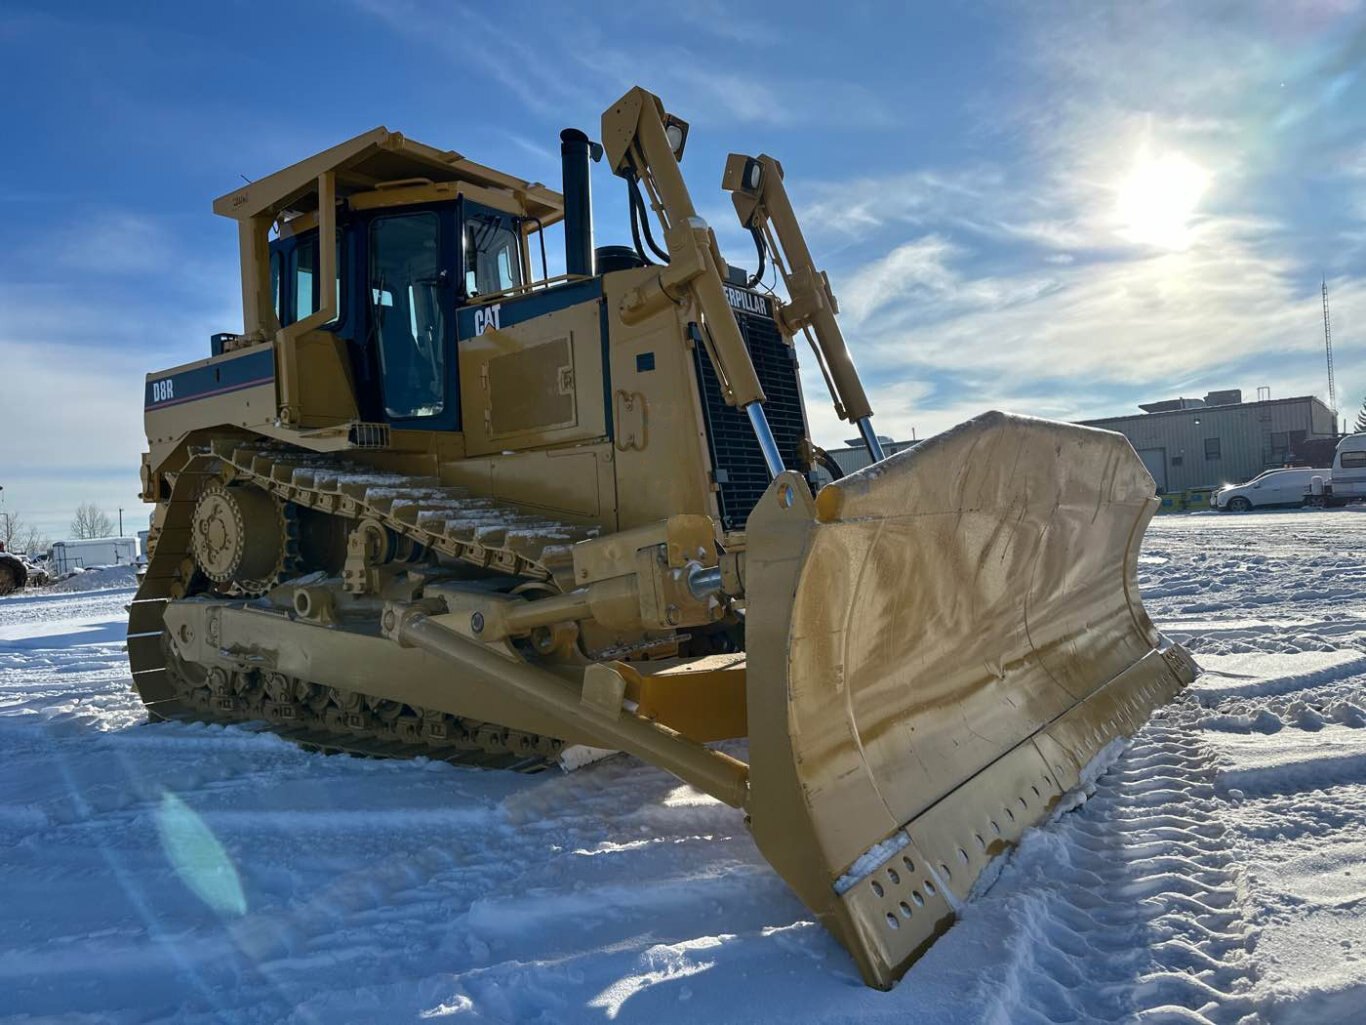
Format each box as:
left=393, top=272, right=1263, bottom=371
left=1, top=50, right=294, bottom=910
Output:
left=365, top=208, right=460, bottom=432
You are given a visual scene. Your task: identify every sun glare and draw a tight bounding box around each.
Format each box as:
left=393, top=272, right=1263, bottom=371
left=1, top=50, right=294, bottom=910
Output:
left=1115, top=148, right=1209, bottom=250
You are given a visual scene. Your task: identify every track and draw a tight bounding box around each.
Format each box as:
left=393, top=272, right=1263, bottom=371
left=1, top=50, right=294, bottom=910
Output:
left=126, top=442, right=605, bottom=769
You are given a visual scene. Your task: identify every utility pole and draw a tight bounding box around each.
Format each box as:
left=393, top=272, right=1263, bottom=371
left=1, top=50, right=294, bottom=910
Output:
left=1323, top=278, right=1338, bottom=418
left=118, top=507, right=124, bottom=536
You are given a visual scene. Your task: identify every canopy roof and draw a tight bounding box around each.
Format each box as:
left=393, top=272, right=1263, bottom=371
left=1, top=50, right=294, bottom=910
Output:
left=212, top=126, right=563, bottom=224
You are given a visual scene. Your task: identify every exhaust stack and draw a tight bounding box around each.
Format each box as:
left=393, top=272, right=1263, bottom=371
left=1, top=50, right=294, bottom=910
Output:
left=560, top=129, right=595, bottom=278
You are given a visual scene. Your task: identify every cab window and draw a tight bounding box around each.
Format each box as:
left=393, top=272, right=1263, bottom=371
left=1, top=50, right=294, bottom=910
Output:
left=464, top=212, right=523, bottom=298
left=278, top=231, right=342, bottom=326
left=291, top=239, right=317, bottom=318
left=370, top=212, right=445, bottom=419
left=1341, top=450, right=1366, bottom=468
left=270, top=250, right=282, bottom=320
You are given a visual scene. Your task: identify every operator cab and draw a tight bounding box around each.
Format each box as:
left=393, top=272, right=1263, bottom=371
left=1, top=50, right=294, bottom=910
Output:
left=211, top=127, right=565, bottom=435
left=267, top=196, right=533, bottom=431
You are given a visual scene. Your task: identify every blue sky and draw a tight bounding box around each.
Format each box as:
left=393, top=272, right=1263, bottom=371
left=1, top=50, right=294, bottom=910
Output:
left=1, top=0, right=1364, bottom=537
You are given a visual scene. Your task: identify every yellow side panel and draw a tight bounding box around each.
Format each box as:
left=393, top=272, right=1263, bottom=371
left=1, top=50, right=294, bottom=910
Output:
left=281, top=331, right=359, bottom=428
left=603, top=273, right=716, bottom=532
left=459, top=300, right=605, bottom=457
left=144, top=344, right=278, bottom=462
left=438, top=445, right=614, bottom=526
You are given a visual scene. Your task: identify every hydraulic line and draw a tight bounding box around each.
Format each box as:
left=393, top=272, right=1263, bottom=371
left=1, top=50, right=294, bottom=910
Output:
left=629, top=174, right=671, bottom=263
left=746, top=226, right=767, bottom=289
left=627, top=178, right=656, bottom=266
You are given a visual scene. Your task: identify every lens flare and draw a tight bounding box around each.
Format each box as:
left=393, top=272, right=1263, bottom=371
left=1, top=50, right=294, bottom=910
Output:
left=154, top=791, right=247, bottom=917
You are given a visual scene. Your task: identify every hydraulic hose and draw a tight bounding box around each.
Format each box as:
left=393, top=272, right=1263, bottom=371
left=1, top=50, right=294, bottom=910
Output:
left=629, top=175, right=671, bottom=263
left=746, top=226, right=767, bottom=289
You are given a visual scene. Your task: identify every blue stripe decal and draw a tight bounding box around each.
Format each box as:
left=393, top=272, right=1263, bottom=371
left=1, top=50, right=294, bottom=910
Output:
left=455, top=278, right=604, bottom=339
left=145, top=348, right=275, bottom=409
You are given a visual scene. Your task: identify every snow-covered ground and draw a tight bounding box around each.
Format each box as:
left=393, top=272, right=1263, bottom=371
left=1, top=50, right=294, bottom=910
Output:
left=2, top=510, right=1364, bottom=1024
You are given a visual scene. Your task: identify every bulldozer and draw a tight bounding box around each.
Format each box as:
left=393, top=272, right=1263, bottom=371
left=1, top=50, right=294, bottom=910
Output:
left=128, top=86, right=1196, bottom=988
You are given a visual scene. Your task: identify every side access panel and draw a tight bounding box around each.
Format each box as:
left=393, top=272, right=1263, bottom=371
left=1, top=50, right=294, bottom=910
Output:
left=457, top=281, right=608, bottom=458
left=602, top=270, right=718, bottom=532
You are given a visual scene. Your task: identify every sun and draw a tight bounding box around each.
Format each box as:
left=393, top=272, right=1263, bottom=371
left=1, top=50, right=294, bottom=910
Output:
left=1115, top=148, right=1209, bottom=250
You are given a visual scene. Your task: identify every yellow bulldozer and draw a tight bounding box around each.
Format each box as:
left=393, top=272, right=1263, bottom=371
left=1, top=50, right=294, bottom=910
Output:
left=128, top=86, right=1196, bottom=988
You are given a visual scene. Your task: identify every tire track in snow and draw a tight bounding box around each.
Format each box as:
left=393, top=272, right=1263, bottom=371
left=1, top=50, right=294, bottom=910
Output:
left=1190, top=654, right=1366, bottom=702
left=964, top=707, right=1261, bottom=1025
left=1143, top=512, right=1366, bottom=1024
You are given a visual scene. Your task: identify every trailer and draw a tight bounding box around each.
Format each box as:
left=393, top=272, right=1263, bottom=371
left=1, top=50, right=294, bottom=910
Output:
left=49, top=537, right=140, bottom=576
left=1305, top=434, right=1366, bottom=507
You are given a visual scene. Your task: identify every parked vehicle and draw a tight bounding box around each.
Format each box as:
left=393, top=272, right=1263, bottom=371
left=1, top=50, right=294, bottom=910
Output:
left=1306, top=434, right=1366, bottom=506
left=1211, top=467, right=1330, bottom=511
left=0, top=542, right=27, bottom=596
left=49, top=537, right=140, bottom=575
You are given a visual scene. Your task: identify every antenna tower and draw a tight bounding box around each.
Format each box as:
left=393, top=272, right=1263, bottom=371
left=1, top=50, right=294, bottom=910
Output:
left=1323, top=278, right=1337, bottom=415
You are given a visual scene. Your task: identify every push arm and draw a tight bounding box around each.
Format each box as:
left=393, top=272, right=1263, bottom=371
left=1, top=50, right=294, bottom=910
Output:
left=722, top=154, right=885, bottom=462
left=600, top=87, right=787, bottom=477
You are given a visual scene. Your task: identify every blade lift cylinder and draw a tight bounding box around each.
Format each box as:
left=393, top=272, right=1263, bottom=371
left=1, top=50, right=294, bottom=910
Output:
left=747, top=403, right=787, bottom=479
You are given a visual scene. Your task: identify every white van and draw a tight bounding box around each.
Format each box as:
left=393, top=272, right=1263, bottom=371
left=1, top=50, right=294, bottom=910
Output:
left=1212, top=467, right=1330, bottom=511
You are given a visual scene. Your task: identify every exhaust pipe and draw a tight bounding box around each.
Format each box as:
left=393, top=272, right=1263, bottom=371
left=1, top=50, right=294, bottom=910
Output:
left=560, top=129, right=595, bottom=278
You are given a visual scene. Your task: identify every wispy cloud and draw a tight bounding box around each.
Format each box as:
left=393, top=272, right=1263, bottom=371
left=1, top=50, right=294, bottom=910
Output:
left=48, top=211, right=175, bottom=276
left=0, top=337, right=147, bottom=535
left=822, top=222, right=1366, bottom=440
left=784, top=1, right=1366, bottom=445
left=349, top=0, right=898, bottom=131
left=349, top=0, right=602, bottom=121
left=666, top=0, right=776, bottom=45
left=0, top=205, right=241, bottom=533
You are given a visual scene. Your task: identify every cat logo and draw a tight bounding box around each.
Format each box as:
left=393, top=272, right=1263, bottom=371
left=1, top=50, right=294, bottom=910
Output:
left=473, top=303, right=502, bottom=336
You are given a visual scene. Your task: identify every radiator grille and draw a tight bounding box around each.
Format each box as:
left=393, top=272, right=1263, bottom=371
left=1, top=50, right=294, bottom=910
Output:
left=692, top=299, right=809, bottom=531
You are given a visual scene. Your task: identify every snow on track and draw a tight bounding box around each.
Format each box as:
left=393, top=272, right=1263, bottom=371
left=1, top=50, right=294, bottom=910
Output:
left=1, top=509, right=1365, bottom=1023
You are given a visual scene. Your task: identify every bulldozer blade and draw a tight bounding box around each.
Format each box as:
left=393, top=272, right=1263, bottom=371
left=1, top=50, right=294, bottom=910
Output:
left=743, top=410, right=1197, bottom=989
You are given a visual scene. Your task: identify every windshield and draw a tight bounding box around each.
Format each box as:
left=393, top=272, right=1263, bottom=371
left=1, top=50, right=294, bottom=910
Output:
left=464, top=212, right=524, bottom=298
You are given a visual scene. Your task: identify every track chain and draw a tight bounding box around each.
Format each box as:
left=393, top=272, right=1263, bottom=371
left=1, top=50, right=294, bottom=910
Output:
left=126, top=443, right=603, bottom=771
left=169, top=638, right=563, bottom=771
left=203, top=439, right=600, bottom=584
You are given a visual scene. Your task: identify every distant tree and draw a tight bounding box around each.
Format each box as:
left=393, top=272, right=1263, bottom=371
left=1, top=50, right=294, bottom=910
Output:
left=12, top=523, right=49, bottom=555
left=0, top=512, right=47, bottom=554
left=70, top=502, right=114, bottom=539
left=1355, top=396, right=1366, bottom=434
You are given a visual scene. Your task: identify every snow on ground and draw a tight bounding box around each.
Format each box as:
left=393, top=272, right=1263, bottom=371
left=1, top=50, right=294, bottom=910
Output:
left=2, top=510, right=1365, bottom=1023
left=39, top=564, right=139, bottom=594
